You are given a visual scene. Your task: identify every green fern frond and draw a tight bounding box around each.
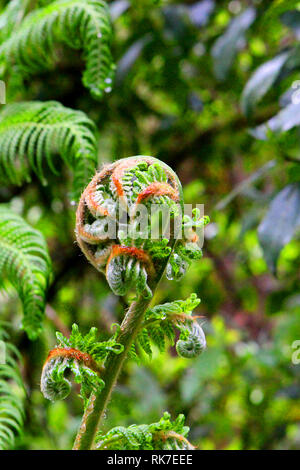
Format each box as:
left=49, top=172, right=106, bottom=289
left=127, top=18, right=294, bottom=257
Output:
left=0, top=205, right=52, bottom=340
left=96, top=412, right=194, bottom=450
left=0, top=101, right=97, bottom=199
left=0, top=325, right=26, bottom=450
left=0, top=0, right=115, bottom=100
left=134, top=294, right=206, bottom=359
left=0, top=0, right=25, bottom=44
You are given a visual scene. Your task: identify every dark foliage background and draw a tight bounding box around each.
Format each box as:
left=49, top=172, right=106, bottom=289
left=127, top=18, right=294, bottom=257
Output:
left=0, top=0, right=299, bottom=450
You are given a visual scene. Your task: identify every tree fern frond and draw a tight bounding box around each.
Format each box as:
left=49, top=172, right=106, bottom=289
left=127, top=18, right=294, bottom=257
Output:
left=0, top=0, right=115, bottom=100
left=0, top=101, right=97, bottom=199
left=0, top=325, right=26, bottom=450
left=95, top=412, right=194, bottom=450
left=0, top=205, right=52, bottom=339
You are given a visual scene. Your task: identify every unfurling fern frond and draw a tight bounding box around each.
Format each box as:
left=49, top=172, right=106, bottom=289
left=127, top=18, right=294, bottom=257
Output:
left=95, top=412, right=194, bottom=450
left=41, top=323, right=123, bottom=404
left=0, top=205, right=52, bottom=340
left=0, top=0, right=115, bottom=100
left=76, top=156, right=184, bottom=298
left=135, top=293, right=206, bottom=359
left=0, top=325, right=26, bottom=450
left=0, top=101, right=97, bottom=199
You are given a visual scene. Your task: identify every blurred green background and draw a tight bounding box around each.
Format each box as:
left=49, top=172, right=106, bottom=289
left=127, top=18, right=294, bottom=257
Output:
left=0, top=0, right=300, bottom=450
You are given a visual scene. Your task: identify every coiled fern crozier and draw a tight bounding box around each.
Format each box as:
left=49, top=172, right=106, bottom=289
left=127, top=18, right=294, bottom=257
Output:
left=0, top=0, right=115, bottom=100
left=0, top=101, right=97, bottom=198
left=39, top=156, right=209, bottom=450
left=41, top=323, right=123, bottom=404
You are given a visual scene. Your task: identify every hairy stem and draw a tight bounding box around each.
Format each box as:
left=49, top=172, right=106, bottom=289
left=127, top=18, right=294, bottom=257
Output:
left=72, top=294, right=153, bottom=450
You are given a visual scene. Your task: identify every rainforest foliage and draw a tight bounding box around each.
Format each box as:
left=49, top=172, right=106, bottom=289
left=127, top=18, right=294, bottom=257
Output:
left=0, top=0, right=299, bottom=450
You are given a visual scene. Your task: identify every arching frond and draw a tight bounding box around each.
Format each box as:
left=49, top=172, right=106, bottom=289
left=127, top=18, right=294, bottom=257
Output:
left=0, top=325, right=26, bottom=450
left=0, top=205, right=52, bottom=339
left=0, top=101, right=97, bottom=199
left=0, top=0, right=115, bottom=100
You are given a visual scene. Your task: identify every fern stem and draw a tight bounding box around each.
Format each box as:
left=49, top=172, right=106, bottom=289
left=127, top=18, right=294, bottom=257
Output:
left=73, top=294, right=152, bottom=450
left=72, top=157, right=183, bottom=450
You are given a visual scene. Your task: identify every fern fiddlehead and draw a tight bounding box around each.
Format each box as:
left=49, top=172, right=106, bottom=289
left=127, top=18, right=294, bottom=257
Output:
left=0, top=0, right=115, bottom=100
left=133, top=293, right=206, bottom=360
left=176, top=321, right=206, bottom=358
left=41, top=323, right=123, bottom=404
left=71, top=155, right=208, bottom=450
left=75, top=155, right=195, bottom=298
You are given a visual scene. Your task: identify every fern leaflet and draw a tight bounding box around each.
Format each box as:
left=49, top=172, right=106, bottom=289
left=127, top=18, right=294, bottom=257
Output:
left=0, top=0, right=26, bottom=44
left=41, top=323, right=123, bottom=404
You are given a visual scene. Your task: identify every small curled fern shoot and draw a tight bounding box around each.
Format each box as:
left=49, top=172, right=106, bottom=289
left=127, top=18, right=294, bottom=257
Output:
left=41, top=324, right=123, bottom=404
left=166, top=209, right=210, bottom=281
left=0, top=0, right=115, bottom=100
left=95, top=412, right=194, bottom=450
left=133, top=293, right=206, bottom=359
left=0, top=204, right=52, bottom=340
left=0, top=101, right=98, bottom=199
left=176, top=321, right=206, bottom=358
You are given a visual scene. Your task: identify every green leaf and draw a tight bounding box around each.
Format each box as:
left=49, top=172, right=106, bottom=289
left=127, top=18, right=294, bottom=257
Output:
left=241, top=52, right=289, bottom=116
left=251, top=103, right=300, bottom=139
left=258, top=183, right=300, bottom=273
left=0, top=205, right=52, bottom=339
left=211, top=7, right=256, bottom=80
